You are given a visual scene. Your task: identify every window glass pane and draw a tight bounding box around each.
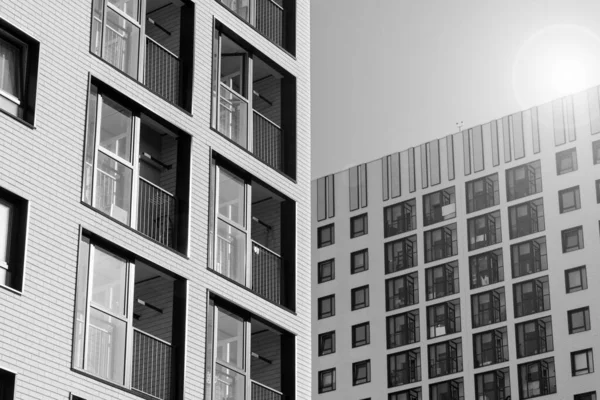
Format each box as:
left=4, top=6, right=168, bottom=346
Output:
left=326, top=176, right=335, bottom=218
left=220, top=0, right=251, bottom=21
left=91, top=247, right=128, bottom=316
left=447, top=135, right=455, bottom=180
left=214, top=364, right=245, bottom=400
left=568, top=270, right=582, bottom=290
left=216, top=219, right=246, bottom=284
left=513, top=113, right=525, bottom=159
left=472, top=126, right=484, bottom=172
left=430, top=140, right=440, bottom=185
left=0, top=36, right=22, bottom=98
left=421, top=144, right=429, bottom=188
left=589, top=87, right=600, bottom=134
left=408, top=148, right=416, bottom=192
left=91, top=0, right=104, bottom=56
left=349, top=166, right=359, bottom=211
left=83, top=87, right=99, bottom=204
left=216, top=308, right=245, bottom=370
left=108, top=0, right=139, bottom=19
left=463, top=130, right=471, bottom=175
left=382, top=156, right=389, bottom=201
left=317, top=177, right=326, bottom=221
left=86, top=308, right=127, bottom=384
left=95, top=152, right=133, bottom=224
left=99, top=96, right=133, bottom=161
left=491, top=121, right=500, bottom=166
left=103, top=8, right=140, bottom=78
left=391, top=153, right=401, bottom=198
left=574, top=352, right=588, bottom=369
left=531, top=107, right=541, bottom=153
left=0, top=201, right=12, bottom=264
left=360, top=164, right=368, bottom=207
left=218, top=169, right=245, bottom=226
left=73, top=237, right=91, bottom=369
left=553, top=99, right=566, bottom=145
left=218, top=85, right=248, bottom=148
left=502, top=116, right=512, bottom=162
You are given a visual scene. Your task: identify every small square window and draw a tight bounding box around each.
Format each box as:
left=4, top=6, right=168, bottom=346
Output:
left=0, top=368, right=15, bottom=400
left=352, top=322, right=370, bottom=348
left=318, top=259, right=335, bottom=283
left=562, top=226, right=584, bottom=253
left=352, top=360, right=371, bottom=386
left=351, top=249, right=369, bottom=274
left=559, top=186, right=581, bottom=213
left=318, top=295, right=335, bottom=319
left=318, top=224, right=335, bottom=248
left=569, top=307, right=591, bottom=334
left=350, top=213, right=368, bottom=238
left=318, top=368, right=336, bottom=393
left=575, top=391, right=597, bottom=400
left=318, top=331, right=335, bottom=356
left=0, top=187, right=28, bottom=292
left=565, top=266, right=587, bottom=293
left=556, top=148, right=578, bottom=175
left=572, top=349, right=594, bottom=376
left=351, top=285, right=369, bottom=311
left=593, top=140, right=600, bottom=164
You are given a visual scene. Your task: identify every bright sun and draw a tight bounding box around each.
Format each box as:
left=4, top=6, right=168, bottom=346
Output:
left=551, top=59, right=587, bottom=96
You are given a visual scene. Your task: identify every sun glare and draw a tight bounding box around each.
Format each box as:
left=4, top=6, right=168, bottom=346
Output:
left=551, top=59, right=587, bottom=96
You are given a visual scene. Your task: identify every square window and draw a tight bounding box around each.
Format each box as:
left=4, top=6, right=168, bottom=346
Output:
left=318, top=224, right=335, bottom=248
left=352, top=360, right=371, bottom=386
left=318, top=331, right=335, bottom=356
left=318, top=368, right=336, bottom=393
left=351, top=249, right=369, bottom=274
left=593, top=140, right=600, bottom=164
left=351, top=285, right=370, bottom=311
left=0, top=368, right=15, bottom=400
left=318, top=259, right=335, bottom=283
left=565, top=266, right=588, bottom=293
left=351, top=213, right=368, bottom=238
left=0, top=20, right=39, bottom=125
left=352, top=322, right=370, bottom=348
left=556, top=148, right=578, bottom=175
left=559, top=186, right=581, bottom=213
left=562, top=226, right=584, bottom=253
left=575, top=391, right=597, bottom=400
left=318, top=295, right=335, bottom=319
left=569, top=307, right=591, bottom=334
left=572, top=349, right=594, bottom=376
left=0, top=187, right=28, bottom=292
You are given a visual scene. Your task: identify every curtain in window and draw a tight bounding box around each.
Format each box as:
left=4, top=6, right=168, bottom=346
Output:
left=0, top=36, right=21, bottom=99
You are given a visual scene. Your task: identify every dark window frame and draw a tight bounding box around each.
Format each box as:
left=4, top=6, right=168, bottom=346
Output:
left=568, top=307, right=591, bottom=334
left=593, top=140, right=600, bottom=164
left=565, top=266, right=587, bottom=293
left=596, top=179, right=600, bottom=204
left=351, top=285, right=370, bottom=311
left=318, top=331, right=335, bottom=356
left=350, top=213, right=368, bottom=238
left=384, top=199, right=416, bottom=238
left=571, top=348, right=594, bottom=376
left=556, top=147, right=578, bottom=175
left=506, top=160, right=542, bottom=202
left=318, top=368, right=336, bottom=393
left=318, top=259, right=335, bottom=283
left=352, top=322, right=370, bottom=348
left=352, top=359, right=371, bottom=386
left=0, top=368, right=15, bottom=400
left=423, top=187, right=456, bottom=226
left=351, top=249, right=369, bottom=274
left=575, top=391, right=597, bottom=400
left=562, top=226, right=584, bottom=253
left=558, top=186, right=581, bottom=213
left=0, top=187, right=28, bottom=292
left=465, top=173, right=499, bottom=213
left=317, top=224, right=335, bottom=248
left=318, top=295, right=335, bottom=319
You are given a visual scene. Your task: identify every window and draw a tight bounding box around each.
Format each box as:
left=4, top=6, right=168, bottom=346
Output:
left=429, top=378, right=464, bottom=400
left=466, top=173, right=499, bottom=213
left=389, top=388, right=421, bottom=400
left=424, top=223, right=457, bottom=263
left=0, top=368, right=15, bottom=400
left=350, top=213, right=368, bottom=238
left=475, top=368, right=510, bottom=400
left=387, top=310, right=420, bottom=349
left=90, top=0, right=194, bottom=109
left=318, top=259, right=334, bottom=283
left=511, top=237, right=547, bottom=278
left=72, top=235, right=186, bottom=397
left=467, top=211, right=502, bottom=250
left=559, top=186, right=581, bottom=213
left=473, top=327, right=508, bottom=367
left=470, top=249, right=503, bottom=289
left=385, top=235, right=418, bottom=274
left=353, top=360, right=371, bottom=386
left=387, top=349, right=421, bottom=387
left=386, top=272, right=419, bottom=311
left=351, top=285, right=369, bottom=311
left=518, top=357, right=556, bottom=398
left=575, top=392, right=597, bottom=400
left=351, top=249, right=368, bottom=274
left=427, top=299, right=461, bottom=339
left=352, top=322, right=370, bottom=348
left=384, top=199, right=416, bottom=238
left=508, top=198, right=545, bottom=239
left=318, top=224, right=334, bottom=248
left=317, top=175, right=335, bottom=221
left=212, top=28, right=297, bottom=177
left=593, top=140, right=600, bottom=164
left=572, top=349, right=594, bottom=376
left=562, top=226, right=584, bottom=252
left=566, top=266, right=587, bottom=293
left=382, top=152, right=402, bottom=201
left=568, top=307, right=591, bottom=334
left=423, top=187, right=456, bottom=226
left=349, top=164, right=368, bottom=211
left=425, top=262, right=458, bottom=300
left=318, top=331, right=335, bottom=356
left=596, top=180, right=600, bottom=203
left=556, top=147, right=578, bottom=175
left=0, top=187, right=27, bottom=292
left=506, top=160, right=542, bottom=201
left=515, top=316, right=553, bottom=358
left=428, top=339, right=462, bottom=378
left=70, top=395, right=86, bottom=400
left=318, top=295, right=335, bottom=319
left=513, top=276, right=550, bottom=318
left=471, top=289, right=506, bottom=328
left=318, top=368, right=336, bottom=393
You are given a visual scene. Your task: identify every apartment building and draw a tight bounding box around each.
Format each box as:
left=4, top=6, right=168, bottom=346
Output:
left=312, top=86, right=600, bottom=400
left=0, top=0, right=310, bottom=399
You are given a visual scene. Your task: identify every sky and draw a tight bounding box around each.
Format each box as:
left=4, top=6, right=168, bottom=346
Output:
left=311, top=0, right=600, bottom=178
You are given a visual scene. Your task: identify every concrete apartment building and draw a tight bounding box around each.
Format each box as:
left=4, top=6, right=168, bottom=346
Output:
left=313, top=86, right=600, bottom=399
left=0, top=0, right=310, bottom=399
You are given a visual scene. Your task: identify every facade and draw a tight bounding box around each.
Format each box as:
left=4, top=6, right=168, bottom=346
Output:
left=0, top=0, right=310, bottom=399
left=312, top=86, right=600, bottom=399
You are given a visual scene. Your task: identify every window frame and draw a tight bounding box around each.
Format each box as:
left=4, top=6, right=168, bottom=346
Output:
left=317, top=224, right=335, bottom=248
left=318, top=258, right=335, bottom=283
left=568, top=307, right=591, bottom=334
left=352, top=359, right=371, bottom=386
left=318, top=368, right=336, bottom=393
left=556, top=147, right=578, bottom=175
left=318, top=295, right=335, bottom=320
left=575, top=391, right=597, bottom=400
left=351, top=285, right=370, bottom=311
left=562, top=226, right=584, bottom=253
left=352, top=322, right=370, bottom=348
left=593, top=140, right=600, bottom=164
left=0, top=187, right=28, bottom=293
left=0, top=368, right=15, bottom=400
left=565, top=266, right=587, bottom=293
left=351, top=249, right=369, bottom=274
left=571, top=349, right=594, bottom=376
left=558, top=186, right=581, bottom=213
left=596, top=179, right=600, bottom=204
left=318, top=330, right=335, bottom=356
left=350, top=213, right=368, bottom=238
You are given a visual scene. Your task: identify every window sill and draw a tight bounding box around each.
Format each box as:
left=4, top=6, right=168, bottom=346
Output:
left=0, top=107, right=35, bottom=129
left=0, top=281, right=22, bottom=296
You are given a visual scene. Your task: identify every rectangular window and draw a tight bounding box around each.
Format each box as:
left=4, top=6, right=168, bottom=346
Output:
left=0, top=369, right=15, bottom=400
left=389, top=388, right=421, bottom=400
left=572, top=349, right=594, bottom=376
left=318, top=368, right=336, bottom=393
left=350, top=213, right=368, bottom=238
left=476, top=368, right=510, bottom=400
left=430, top=139, right=441, bottom=185
left=473, top=327, right=509, bottom=367
left=556, top=147, right=578, bottom=175
left=428, top=339, right=463, bottom=378
left=317, top=224, right=334, bottom=248
left=513, top=276, right=550, bottom=318
left=385, top=235, right=418, bottom=274
left=423, top=187, right=456, bottom=226
left=0, top=187, right=27, bottom=292
left=73, top=235, right=186, bottom=397
left=502, top=116, right=512, bottom=163
left=562, top=226, right=584, bottom=253
left=316, top=175, right=335, bottom=221
left=352, top=323, right=370, bottom=348
left=470, top=249, right=504, bottom=289
left=559, top=186, right=581, bottom=213
left=471, top=288, right=506, bottom=328
left=463, top=129, right=472, bottom=175
left=518, top=357, right=556, bottom=399
left=512, top=112, right=525, bottom=159
left=424, top=223, right=457, bottom=263
left=421, top=143, right=429, bottom=189
left=382, top=152, right=402, bottom=200
left=318, top=295, right=335, bottom=319
left=447, top=134, right=455, bottom=180
left=531, top=106, right=541, bottom=153
left=511, top=237, right=547, bottom=278
left=349, top=164, right=368, bottom=211
left=318, top=259, right=334, bottom=283
left=466, top=173, right=499, bottom=213
left=386, top=272, right=419, bottom=311
left=425, top=262, right=458, bottom=301
left=427, top=299, right=461, bottom=339
left=353, top=360, right=371, bottom=386
left=472, top=125, right=485, bottom=172
left=516, top=316, right=553, bottom=358
left=351, top=249, right=368, bottom=274
left=575, top=392, right=597, bottom=400
left=408, top=147, right=416, bottom=193
left=467, top=210, right=502, bottom=250
left=553, top=98, right=567, bottom=145
left=508, top=198, right=545, bottom=239
left=566, top=266, right=587, bottom=293
left=590, top=87, right=600, bottom=134
left=386, top=310, right=420, bottom=349
left=430, top=378, right=464, bottom=400
left=384, top=199, right=416, bottom=238
left=569, top=307, right=591, bottom=334
left=388, top=349, right=421, bottom=388
left=491, top=120, right=500, bottom=166
left=506, top=160, right=543, bottom=202
left=351, top=285, right=369, bottom=311
left=318, top=331, right=335, bottom=356
left=596, top=180, right=600, bottom=203
left=594, top=140, right=600, bottom=164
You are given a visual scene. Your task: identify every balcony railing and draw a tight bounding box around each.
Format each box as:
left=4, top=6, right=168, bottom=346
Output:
left=251, top=380, right=283, bottom=400
left=132, top=329, right=173, bottom=400
left=476, top=343, right=509, bottom=367
left=386, top=215, right=415, bottom=237
left=254, top=111, right=283, bottom=172
left=522, top=377, right=556, bottom=398
left=252, top=241, right=283, bottom=305
left=255, top=0, right=284, bottom=48
left=219, top=85, right=249, bottom=147
left=138, top=178, right=176, bottom=248
left=473, top=304, right=506, bottom=328
left=430, top=355, right=462, bottom=378
left=145, top=37, right=180, bottom=105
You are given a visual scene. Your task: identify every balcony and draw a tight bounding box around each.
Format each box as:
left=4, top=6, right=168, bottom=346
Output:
left=132, top=329, right=173, bottom=399
left=466, top=173, right=499, bottom=213
left=430, top=378, right=464, bottom=400
left=426, top=261, right=459, bottom=301
left=423, top=187, right=456, bottom=226
left=388, top=349, right=421, bottom=388
left=514, top=276, right=550, bottom=318
left=518, top=358, right=556, bottom=399
left=387, top=310, right=420, bottom=349
left=475, top=368, right=510, bottom=400
left=516, top=316, right=553, bottom=358
left=467, top=211, right=501, bottom=251
left=424, top=223, right=457, bottom=263
left=427, top=299, right=461, bottom=339
left=385, top=235, right=418, bottom=274
left=386, top=272, right=418, bottom=311
left=511, top=237, right=547, bottom=278
left=471, top=289, right=506, bottom=328
left=428, top=339, right=463, bottom=378
left=473, top=327, right=509, bottom=368
left=506, top=160, right=542, bottom=201
left=509, top=198, right=545, bottom=239
left=470, top=249, right=503, bottom=289
left=384, top=199, right=416, bottom=238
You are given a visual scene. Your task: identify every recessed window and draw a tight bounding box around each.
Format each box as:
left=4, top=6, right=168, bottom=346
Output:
left=423, top=187, right=456, bottom=226
left=0, top=19, right=39, bottom=125
left=318, top=331, right=335, bottom=356
left=517, top=357, right=556, bottom=398
left=353, top=360, right=371, bottom=386
left=384, top=199, right=416, bottom=237
left=389, top=388, right=422, bottom=400
left=352, top=322, right=370, bottom=348
left=562, top=226, right=584, bottom=253
left=351, top=249, right=369, bottom=274
left=466, top=173, right=499, bottom=213
left=572, top=349, right=594, bottom=376
left=351, top=285, right=370, bottom=311
left=318, top=295, right=335, bottom=319
left=318, top=259, right=334, bottom=283
left=596, top=180, right=600, bottom=203
left=556, top=147, right=578, bottom=175
left=0, top=187, right=28, bottom=292
left=565, top=266, right=587, bottom=293
left=350, top=213, right=368, bottom=238
left=569, top=307, right=591, bottom=334
left=318, top=368, right=336, bottom=393
left=559, top=186, right=581, bottom=213
left=575, top=391, right=597, bottom=400
left=386, top=272, right=419, bottom=311
left=515, top=316, right=553, bottom=358
left=506, top=160, right=542, bottom=201
left=386, top=310, right=420, bottom=349
left=318, top=224, right=335, bottom=248
left=317, top=175, right=335, bottom=221
left=0, top=368, right=15, bottom=400
left=593, top=140, right=600, bottom=164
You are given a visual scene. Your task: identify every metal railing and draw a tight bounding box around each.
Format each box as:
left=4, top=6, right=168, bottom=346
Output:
left=255, top=0, right=284, bottom=48
left=145, top=37, right=180, bottom=105
left=251, top=381, right=283, bottom=400
left=522, top=376, right=556, bottom=398
left=138, top=178, right=176, bottom=248
left=429, top=355, right=463, bottom=378
left=475, top=343, right=509, bottom=367
left=472, top=304, right=506, bottom=328
left=388, top=330, right=419, bottom=349
left=252, top=241, right=283, bottom=305
left=132, top=329, right=173, bottom=400
left=389, top=366, right=421, bottom=387
left=514, top=290, right=550, bottom=317
left=253, top=111, right=283, bottom=172
left=385, top=215, right=415, bottom=237
left=219, top=85, right=249, bottom=147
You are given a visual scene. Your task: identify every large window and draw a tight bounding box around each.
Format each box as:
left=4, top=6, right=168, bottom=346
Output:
left=388, top=388, right=421, bottom=400
left=425, top=262, right=458, bottom=300
left=572, top=349, right=594, bottom=376
left=351, top=285, right=370, bottom=311
left=0, top=368, right=15, bottom=400
left=387, top=349, right=421, bottom=388
left=565, top=266, right=587, bottom=293
left=562, top=226, right=584, bottom=253
left=429, top=378, right=463, bottom=400
left=318, top=331, right=335, bottom=356
left=473, top=327, right=508, bottom=368
left=506, top=160, right=542, bottom=201
left=516, top=316, right=553, bottom=358
left=316, top=175, right=335, bottom=221
left=568, top=307, right=591, bottom=334
left=423, top=187, right=456, bottom=226
left=349, top=164, right=368, bottom=211
left=318, top=368, right=336, bottom=393
left=352, top=360, right=371, bottom=386
left=513, top=276, right=550, bottom=318
left=594, top=140, right=600, bottom=164
left=428, top=339, right=462, bottom=378
left=575, top=392, right=597, bottom=400
left=466, top=173, right=499, bottom=213
left=475, top=368, right=510, bottom=400
left=471, top=289, right=506, bottom=328
left=386, top=272, right=418, bottom=311
left=385, top=235, right=418, bottom=274
left=424, top=223, right=457, bottom=263
left=518, top=358, right=556, bottom=399
left=72, top=235, right=186, bottom=399
left=0, top=19, right=39, bottom=124
left=559, top=186, right=581, bottom=213
left=205, top=296, right=295, bottom=400
left=387, top=310, right=420, bottom=349
left=0, top=187, right=28, bottom=292
left=467, top=211, right=501, bottom=250
left=556, top=147, right=578, bottom=175
left=511, top=237, right=547, bottom=278
left=470, top=249, right=503, bottom=289
left=384, top=199, right=416, bottom=238
left=508, top=198, right=545, bottom=239
left=427, top=299, right=461, bottom=339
